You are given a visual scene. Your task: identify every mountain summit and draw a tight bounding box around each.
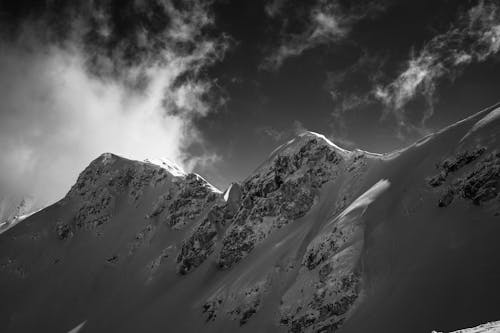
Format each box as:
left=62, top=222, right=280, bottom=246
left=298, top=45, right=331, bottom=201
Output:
left=1, top=104, right=500, bottom=333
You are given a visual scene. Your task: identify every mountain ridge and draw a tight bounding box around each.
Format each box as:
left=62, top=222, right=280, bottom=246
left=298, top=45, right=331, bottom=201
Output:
left=1, top=103, right=500, bottom=333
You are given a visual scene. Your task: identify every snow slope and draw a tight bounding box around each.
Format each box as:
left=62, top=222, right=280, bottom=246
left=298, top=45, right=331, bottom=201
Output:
left=434, top=320, right=500, bottom=333
left=1, top=103, right=500, bottom=333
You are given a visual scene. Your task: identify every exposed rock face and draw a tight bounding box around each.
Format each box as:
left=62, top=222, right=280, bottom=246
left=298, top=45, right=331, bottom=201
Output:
left=190, top=134, right=380, bottom=330
left=176, top=183, right=241, bottom=274
left=201, top=274, right=272, bottom=326
left=64, top=153, right=221, bottom=236
left=218, top=134, right=346, bottom=270
left=428, top=147, right=486, bottom=188
left=55, top=222, right=73, bottom=240
left=159, top=173, right=219, bottom=229
left=429, top=149, right=500, bottom=208
left=278, top=180, right=389, bottom=332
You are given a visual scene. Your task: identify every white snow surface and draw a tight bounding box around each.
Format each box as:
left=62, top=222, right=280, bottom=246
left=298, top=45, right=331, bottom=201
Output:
left=194, top=173, right=222, bottom=194
left=67, top=321, right=87, bottom=333
left=302, top=131, right=351, bottom=154
left=0, top=207, right=45, bottom=235
left=223, top=183, right=233, bottom=201
left=143, top=157, right=186, bottom=177
left=329, top=179, right=391, bottom=226
left=470, top=107, right=500, bottom=133
left=433, top=320, right=500, bottom=333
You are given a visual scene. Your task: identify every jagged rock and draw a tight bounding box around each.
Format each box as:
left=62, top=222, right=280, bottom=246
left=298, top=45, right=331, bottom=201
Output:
left=202, top=293, right=224, bottom=322
left=176, top=183, right=244, bottom=275
left=151, top=173, right=219, bottom=230
left=437, top=152, right=500, bottom=207
left=148, top=246, right=176, bottom=281
left=201, top=276, right=271, bottom=326
left=428, top=147, right=486, bottom=187
left=55, top=222, right=73, bottom=240
left=280, top=246, right=362, bottom=333
left=218, top=135, right=346, bottom=269
left=438, top=188, right=456, bottom=207
left=106, top=255, right=119, bottom=264
left=228, top=280, right=269, bottom=326
left=129, top=224, right=156, bottom=255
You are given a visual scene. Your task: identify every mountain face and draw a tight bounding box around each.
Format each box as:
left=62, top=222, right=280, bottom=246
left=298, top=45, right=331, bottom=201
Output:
left=0, top=196, right=39, bottom=234
left=1, top=104, right=500, bottom=333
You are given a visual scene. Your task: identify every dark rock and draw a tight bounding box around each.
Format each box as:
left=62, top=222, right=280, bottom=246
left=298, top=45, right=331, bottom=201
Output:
left=217, top=137, right=343, bottom=269
left=428, top=147, right=486, bottom=187
left=55, top=222, right=73, bottom=240
left=438, top=188, right=456, bottom=207
left=437, top=152, right=500, bottom=207
left=106, top=255, right=119, bottom=264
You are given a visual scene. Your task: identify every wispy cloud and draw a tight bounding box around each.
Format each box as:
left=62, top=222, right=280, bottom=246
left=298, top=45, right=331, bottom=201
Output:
left=375, top=0, right=500, bottom=128
left=261, top=0, right=386, bottom=70
left=0, top=1, right=228, bottom=205
left=264, top=0, right=288, bottom=18
left=324, top=51, right=385, bottom=142
left=256, top=120, right=307, bottom=142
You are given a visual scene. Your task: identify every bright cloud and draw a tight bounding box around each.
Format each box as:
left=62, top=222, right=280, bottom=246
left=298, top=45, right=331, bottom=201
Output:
left=375, top=0, right=500, bottom=127
left=0, top=1, right=228, bottom=207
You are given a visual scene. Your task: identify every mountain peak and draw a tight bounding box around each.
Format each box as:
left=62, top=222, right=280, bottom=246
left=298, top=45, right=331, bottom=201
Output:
left=299, top=131, right=351, bottom=153
left=143, top=157, right=186, bottom=177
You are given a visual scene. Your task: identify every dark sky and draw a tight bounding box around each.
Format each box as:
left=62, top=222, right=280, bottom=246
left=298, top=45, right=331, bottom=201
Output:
left=0, top=0, right=499, bottom=204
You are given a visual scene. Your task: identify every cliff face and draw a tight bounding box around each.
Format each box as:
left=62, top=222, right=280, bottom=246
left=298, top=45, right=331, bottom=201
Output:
left=1, top=105, right=500, bottom=333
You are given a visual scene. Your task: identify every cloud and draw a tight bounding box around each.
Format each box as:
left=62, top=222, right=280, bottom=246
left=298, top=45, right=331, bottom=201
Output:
left=264, top=0, right=288, bottom=18
left=256, top=120, right=307, bottom=142
left=323, top=51, right=385, bottom=143
left=375, top=0, right=500, bottom=128
left=0, top=0, right=228, bottom=207
left=261, top=0, right=387, bottom=70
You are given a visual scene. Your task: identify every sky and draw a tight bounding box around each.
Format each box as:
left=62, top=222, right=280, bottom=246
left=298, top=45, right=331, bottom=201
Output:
left=0, top=0, right=499, bottom=206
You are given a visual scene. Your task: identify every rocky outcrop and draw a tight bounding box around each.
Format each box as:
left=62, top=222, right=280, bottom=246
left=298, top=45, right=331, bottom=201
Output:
left=201, top=275, right=272, bottom=326
left=67, top=153, right=171, bottom=232
left=176, top=183, right=242, bottom=274
left=55, top=222, right=73, bottom=240
left=217, top=134, right=346, bottom=269
left=65, top=153, right=221, bottom=237
left=278, top=179, right=390, bottom=332
left=428, top=147, right=486, bottom=187
left=148, top=173, right=220, bottom=230
left=433, top=151, right=500, bottom=207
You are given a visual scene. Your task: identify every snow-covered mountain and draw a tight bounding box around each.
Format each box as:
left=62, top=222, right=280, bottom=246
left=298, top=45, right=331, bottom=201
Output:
left=0, top=195, right=39, bottom=234
left=1, top=103, right=500, bottom=333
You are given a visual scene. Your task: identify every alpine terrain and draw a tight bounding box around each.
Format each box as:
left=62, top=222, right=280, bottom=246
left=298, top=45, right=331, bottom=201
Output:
left=1, top=103, right=500, bottom=333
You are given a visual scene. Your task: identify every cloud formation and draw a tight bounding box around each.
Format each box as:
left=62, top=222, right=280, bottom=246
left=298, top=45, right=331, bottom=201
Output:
left=0, top=0, right=228, bottom=207
left=257, top=120, right=307, bottom=142
left=375, top=0, right=500, bottom=128
left=262, top=0, right=386, bottom=70
left=325, top=52, right=385, bottom=138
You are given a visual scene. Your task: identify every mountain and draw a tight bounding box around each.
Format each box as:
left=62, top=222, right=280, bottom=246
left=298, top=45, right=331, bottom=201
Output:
left=1, top=103, right=500, bottom=333
left=0, top=196, right=39, bottom=234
